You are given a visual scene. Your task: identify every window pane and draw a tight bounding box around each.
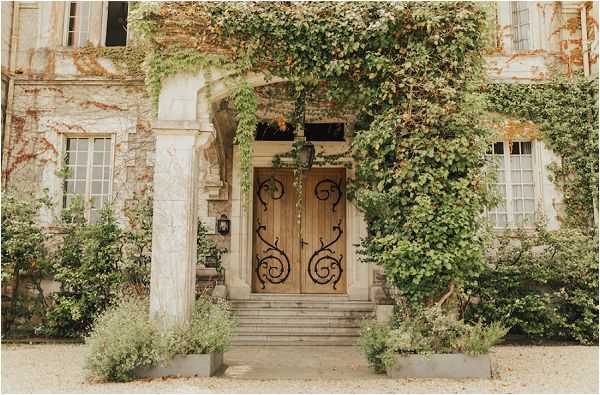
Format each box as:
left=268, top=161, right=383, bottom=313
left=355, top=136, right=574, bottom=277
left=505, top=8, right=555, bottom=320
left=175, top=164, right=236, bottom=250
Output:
left=521, top=142, right=532, bottom=154
left=523, top=185, right=534, bottom=198
left=511, top=142, right=520, bottom=155
left=522, top=170, right=533, bottom=183
left=493, top=142, right=504, bottom=154
left=511, top=170, right=521, bottom=183
left=92, top=166, right=102, bottom=179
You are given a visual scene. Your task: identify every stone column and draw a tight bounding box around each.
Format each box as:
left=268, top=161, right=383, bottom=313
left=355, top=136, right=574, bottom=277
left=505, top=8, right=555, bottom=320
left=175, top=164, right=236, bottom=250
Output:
left=149, top=120, right=201, bottom=330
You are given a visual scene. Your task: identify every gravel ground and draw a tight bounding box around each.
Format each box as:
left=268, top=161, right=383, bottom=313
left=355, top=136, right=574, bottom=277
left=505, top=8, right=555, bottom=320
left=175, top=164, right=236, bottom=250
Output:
left=1, top=344, right=598, bottom=393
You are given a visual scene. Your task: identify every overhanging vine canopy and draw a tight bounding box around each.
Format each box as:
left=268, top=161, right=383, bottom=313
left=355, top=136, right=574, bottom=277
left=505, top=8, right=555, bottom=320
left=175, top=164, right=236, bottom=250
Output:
left=132, top=2, right=494, bottom=307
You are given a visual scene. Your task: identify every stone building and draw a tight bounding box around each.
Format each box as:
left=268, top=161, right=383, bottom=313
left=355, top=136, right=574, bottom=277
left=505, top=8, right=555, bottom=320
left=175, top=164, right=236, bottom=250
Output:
left=1, top=1, right=598, bottom=344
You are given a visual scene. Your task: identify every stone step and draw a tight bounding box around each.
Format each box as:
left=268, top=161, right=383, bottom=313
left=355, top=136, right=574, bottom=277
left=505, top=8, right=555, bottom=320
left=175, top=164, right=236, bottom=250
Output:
left=236, top=325, right=361, bottom=335
left=231, top=338, right=358, bottom=346
left=231, top=333, right=360, bottom=346
left=236, top=316, right=363, bottom=327
left=231, top=300, right=375, bottom=311
left=233, top=308, right=374, bottom=318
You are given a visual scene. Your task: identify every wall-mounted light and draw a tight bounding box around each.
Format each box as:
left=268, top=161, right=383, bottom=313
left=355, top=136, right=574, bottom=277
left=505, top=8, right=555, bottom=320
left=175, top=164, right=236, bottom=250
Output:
left=217, top=214, right=230, bottom=235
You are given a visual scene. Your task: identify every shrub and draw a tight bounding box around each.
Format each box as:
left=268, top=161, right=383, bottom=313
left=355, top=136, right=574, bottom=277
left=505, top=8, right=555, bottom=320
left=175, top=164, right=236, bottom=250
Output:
left=357, top=321, right=390, bottom=374
left=121, top=191, right=153, bottom=292
left=163, top=297, right=236, bottom=357
left=359, top=307, right=507, bottom=372
left=460, top=321, right=508, bottom=356
left=44, top=201, right=124, bottom=337
left=465, top=225, right=599, bottom=344
left=85, top=295, right=161, bottom=382
left=1, top=193, right=50, bottom=336
left=86, top=295, right=236, bottom=382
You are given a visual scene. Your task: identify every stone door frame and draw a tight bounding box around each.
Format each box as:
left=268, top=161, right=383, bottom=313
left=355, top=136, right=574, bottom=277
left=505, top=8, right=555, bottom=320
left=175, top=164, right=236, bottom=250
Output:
left=228, top=141, right=369, bottom=300
left=150, top=70, right=369, bottom=330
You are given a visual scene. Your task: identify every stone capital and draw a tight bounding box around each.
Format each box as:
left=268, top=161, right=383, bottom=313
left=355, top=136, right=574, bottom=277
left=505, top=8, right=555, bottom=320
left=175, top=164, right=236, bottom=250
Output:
left=152, top=120, right=215, bottom=135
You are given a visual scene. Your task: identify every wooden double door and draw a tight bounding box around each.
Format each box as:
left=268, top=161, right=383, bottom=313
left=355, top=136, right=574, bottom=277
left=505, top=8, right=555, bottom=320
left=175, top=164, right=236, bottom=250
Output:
left=252, top=168, right=346, bottom=294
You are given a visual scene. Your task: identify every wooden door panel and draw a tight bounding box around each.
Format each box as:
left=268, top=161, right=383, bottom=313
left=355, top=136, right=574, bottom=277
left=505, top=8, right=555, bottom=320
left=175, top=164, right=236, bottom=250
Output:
left=301, top=168, right=346, bottom=294
left=252, top=169, right=300, bottom=293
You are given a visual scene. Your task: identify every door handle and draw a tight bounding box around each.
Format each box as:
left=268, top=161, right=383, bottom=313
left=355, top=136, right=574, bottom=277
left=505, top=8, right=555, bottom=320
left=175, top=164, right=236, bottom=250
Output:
left=300, top=238, right=309, bottom=249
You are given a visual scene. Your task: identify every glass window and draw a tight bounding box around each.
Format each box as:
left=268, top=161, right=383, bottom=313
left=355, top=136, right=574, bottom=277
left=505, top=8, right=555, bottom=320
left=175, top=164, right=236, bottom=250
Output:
left=511, top=2, right=531, bottom=51
left=105, top=1, right=128, bottom=47
left=63, top=137, right=113, bottom=223
left=66, top=1, right=92, bottom=47
left=487, top=141, right=536, bottom=228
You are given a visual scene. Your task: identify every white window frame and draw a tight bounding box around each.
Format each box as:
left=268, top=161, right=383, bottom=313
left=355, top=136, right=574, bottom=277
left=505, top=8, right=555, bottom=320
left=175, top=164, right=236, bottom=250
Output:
left=510, top=1, right=532, bottom=52
left=487, top=140, right=542, bottom=230
left=61, top=134, right=115, bottom=223
left=62, top=1, right=93, bottom=48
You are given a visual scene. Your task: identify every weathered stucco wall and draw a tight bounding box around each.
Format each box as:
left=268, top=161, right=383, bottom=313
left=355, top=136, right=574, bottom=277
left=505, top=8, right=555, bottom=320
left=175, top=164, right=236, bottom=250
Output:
left=3, top=81, right=154, bottom=225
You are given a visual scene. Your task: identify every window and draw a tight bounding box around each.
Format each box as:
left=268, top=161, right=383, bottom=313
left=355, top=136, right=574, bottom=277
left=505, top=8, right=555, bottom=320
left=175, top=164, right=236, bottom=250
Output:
left=65, top=2, right=91, bottom=47
left=63, top=137, right=113, bottom=223
left=511, top=1, right=531, bottom=51
left=254, top=122, right=345, bottom=141
left=105, top=1, right=128, bottom=47
left=487, top=141, right=536, bottom=228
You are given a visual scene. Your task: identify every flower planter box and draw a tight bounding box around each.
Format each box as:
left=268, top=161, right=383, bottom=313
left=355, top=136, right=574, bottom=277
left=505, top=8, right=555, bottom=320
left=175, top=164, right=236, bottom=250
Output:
left=386, top=353, right=492, bottom=379
left=134, top=352, right=223, bottom=379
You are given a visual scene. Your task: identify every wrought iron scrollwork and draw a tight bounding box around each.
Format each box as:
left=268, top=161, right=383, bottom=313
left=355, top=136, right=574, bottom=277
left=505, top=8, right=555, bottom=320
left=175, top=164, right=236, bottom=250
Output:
left=307, top=219, right=344, bottom=289
left=257, top=177, right=284, bottom=211
left=314, top=178, right=342, bottom=212
left=255, top=220, right=291, bottom=288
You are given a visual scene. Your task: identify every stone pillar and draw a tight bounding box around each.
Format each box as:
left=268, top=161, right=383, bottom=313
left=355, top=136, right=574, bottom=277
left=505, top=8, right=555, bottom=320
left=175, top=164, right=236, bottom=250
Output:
left=149, top=120, right=201, bottom=330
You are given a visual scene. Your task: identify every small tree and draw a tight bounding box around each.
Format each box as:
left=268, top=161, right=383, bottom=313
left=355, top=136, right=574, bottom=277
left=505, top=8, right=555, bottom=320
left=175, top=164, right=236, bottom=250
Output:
left=1, top=194, right=50, bottom=336
left=45, top=199, right=124, bottom=337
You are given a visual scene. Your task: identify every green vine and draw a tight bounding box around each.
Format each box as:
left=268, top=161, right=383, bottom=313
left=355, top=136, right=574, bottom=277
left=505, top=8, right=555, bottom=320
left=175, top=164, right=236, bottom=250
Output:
left=131, top=2, right=495, bottom=309
left=486, top=74, right=599, bottom=230
left=232, top=83, right=258, bottom=204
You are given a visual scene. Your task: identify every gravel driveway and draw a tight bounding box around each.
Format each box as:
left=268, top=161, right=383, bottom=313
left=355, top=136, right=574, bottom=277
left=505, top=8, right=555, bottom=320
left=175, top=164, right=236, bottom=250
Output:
left=1, top=344, right=598, bottom=393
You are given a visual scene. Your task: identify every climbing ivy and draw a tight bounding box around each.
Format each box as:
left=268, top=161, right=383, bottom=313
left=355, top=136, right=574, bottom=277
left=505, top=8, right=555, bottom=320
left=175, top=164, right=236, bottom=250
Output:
left=486, top=74, right=599, bottom=230
left=131, top=2, right=494, bottom=309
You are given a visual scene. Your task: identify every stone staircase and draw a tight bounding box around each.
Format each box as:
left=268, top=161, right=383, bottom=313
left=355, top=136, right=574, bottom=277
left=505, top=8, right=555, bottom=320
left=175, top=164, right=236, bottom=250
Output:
left=230, top=295, right=375, bottom=346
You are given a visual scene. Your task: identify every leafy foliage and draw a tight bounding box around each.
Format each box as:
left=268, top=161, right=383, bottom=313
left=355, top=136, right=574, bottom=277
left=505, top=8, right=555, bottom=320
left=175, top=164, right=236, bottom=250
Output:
left=197, top=220, right=227, bottom=273
left=44, top=201, right=124, bottom=338
left=359, top=307, right=507, bottom=373
left=486, top=75, right=599, bottom=230
left=1, top=194, right=50, bottom=335
left=86, top=295, right=236, bottom=382
left=465, top=224, right=599, bottom=345
left=121, top=191, right=153, bottom=291
left=85, top=295, right=162, bottom=382
left=131, top=1, right=493, bottom=308
left=162, top=297, right=236, bottom=357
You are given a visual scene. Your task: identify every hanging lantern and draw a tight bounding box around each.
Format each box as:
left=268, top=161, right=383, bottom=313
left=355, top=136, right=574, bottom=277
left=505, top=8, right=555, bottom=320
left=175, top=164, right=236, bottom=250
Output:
left=299, top=140, right=315, bottom=170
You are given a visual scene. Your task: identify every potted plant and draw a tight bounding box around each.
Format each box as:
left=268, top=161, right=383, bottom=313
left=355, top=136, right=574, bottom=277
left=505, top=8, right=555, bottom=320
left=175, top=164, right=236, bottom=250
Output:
left=134, top=297, right=236, bottom=378
left=86, top=295, right=236, bottom=382
left=359, top=306, right=507, bottom=379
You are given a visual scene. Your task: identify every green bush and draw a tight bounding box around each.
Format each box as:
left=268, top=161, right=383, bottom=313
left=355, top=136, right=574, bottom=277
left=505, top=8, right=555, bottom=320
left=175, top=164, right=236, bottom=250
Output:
left=44, top=200, right=124, bottom=337
left=359, top=307, right=507, bottom=373
left=85, top=295, right=161, bottom=382
left=1, top=193, right=50, bottom=336
left=465, top=225, right=599, bottom=344
left=86, top=296, right=237, bottom=382
left=163, top=297, right=236, bottom=357
left=357, top=321, right=390, bottom=374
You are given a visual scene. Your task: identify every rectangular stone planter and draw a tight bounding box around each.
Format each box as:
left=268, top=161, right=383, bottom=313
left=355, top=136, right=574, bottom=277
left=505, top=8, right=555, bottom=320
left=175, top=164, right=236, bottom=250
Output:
left=134, top=352, right=223, bottom=378
left=386, top=353, right=492, bottom=379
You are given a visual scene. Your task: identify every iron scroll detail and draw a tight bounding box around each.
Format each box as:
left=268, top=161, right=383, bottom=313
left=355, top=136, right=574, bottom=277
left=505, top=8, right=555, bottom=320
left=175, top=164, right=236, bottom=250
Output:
left=255, top=220, right=291, bottom=288
left=307, top=220, right=344, bottom=289
left=314, top=178, right=342, bottom=212
left=257, top=177, right=284, bottom=211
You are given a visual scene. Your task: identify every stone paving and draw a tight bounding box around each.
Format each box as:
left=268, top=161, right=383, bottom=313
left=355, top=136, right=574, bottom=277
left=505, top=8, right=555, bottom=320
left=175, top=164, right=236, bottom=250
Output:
left=1, top=344, right=598, bottom=393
